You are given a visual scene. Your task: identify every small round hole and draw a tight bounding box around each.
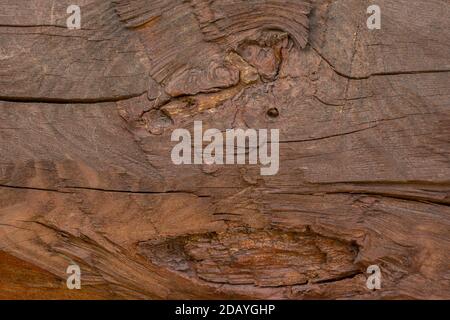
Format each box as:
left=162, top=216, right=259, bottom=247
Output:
left=267, top=107, right=279, bottom=118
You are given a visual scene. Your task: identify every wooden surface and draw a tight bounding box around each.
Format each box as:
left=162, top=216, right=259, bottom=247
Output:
left=0, top=0, right=449, bottom=299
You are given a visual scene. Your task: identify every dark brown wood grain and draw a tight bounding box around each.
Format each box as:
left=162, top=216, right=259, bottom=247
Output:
left=0, top=0, right=449, bottom=299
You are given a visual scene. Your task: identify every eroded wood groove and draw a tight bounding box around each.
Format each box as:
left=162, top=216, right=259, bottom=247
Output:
left=0, top=0, right=449, bottom=299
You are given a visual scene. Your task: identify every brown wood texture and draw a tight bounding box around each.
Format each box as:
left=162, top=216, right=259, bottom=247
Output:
left=0, top=0, right=449, bottom=299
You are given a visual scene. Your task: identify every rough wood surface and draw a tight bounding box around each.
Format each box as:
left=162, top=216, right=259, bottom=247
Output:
left=0, top=0, right=449, bottom=299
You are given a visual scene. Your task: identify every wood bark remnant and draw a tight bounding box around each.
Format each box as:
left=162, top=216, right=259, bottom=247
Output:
left=0, top=0, right=449, bottom=299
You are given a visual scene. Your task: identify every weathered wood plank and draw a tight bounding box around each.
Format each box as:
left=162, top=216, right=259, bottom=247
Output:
left=0, top=0, right=449, bottom=299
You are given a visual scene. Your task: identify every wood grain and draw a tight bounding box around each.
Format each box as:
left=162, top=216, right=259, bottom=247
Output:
left=0, top=0, right=449, bottom=299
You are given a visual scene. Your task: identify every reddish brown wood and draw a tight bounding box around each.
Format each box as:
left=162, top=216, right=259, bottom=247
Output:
left=0, top=0, right=449, bottom=299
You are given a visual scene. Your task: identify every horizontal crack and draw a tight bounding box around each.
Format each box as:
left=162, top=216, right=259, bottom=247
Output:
left=64, top=186, right=211, bottom=197
left=313, top=270, right=363, bottom=285
left=0, top=184, right=72, bottom=194
left=279, top=125, right=378, bottom=143
left=0, top=92, right=146, bottom=105
left=328, top=191, right=450, bottom=207
left=271, top=190, right=449, bottom=207
left=0, top=183, right=210, bottom=197
left=310, top=45, right=450, bottom=80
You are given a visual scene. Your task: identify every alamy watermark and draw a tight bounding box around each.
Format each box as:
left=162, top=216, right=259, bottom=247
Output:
left=367, top=5, right=381, bottom=30
left=64, top=4, right=379, bottom=31
left=366, top=265, right=382, bottom=290
left=171, top=121, right=279, bottom=176
left=61, top=2, right=382, bottom=293
left=66, top=5, right=81, bottom=30
left=66, top=264, right=81, bottom=289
